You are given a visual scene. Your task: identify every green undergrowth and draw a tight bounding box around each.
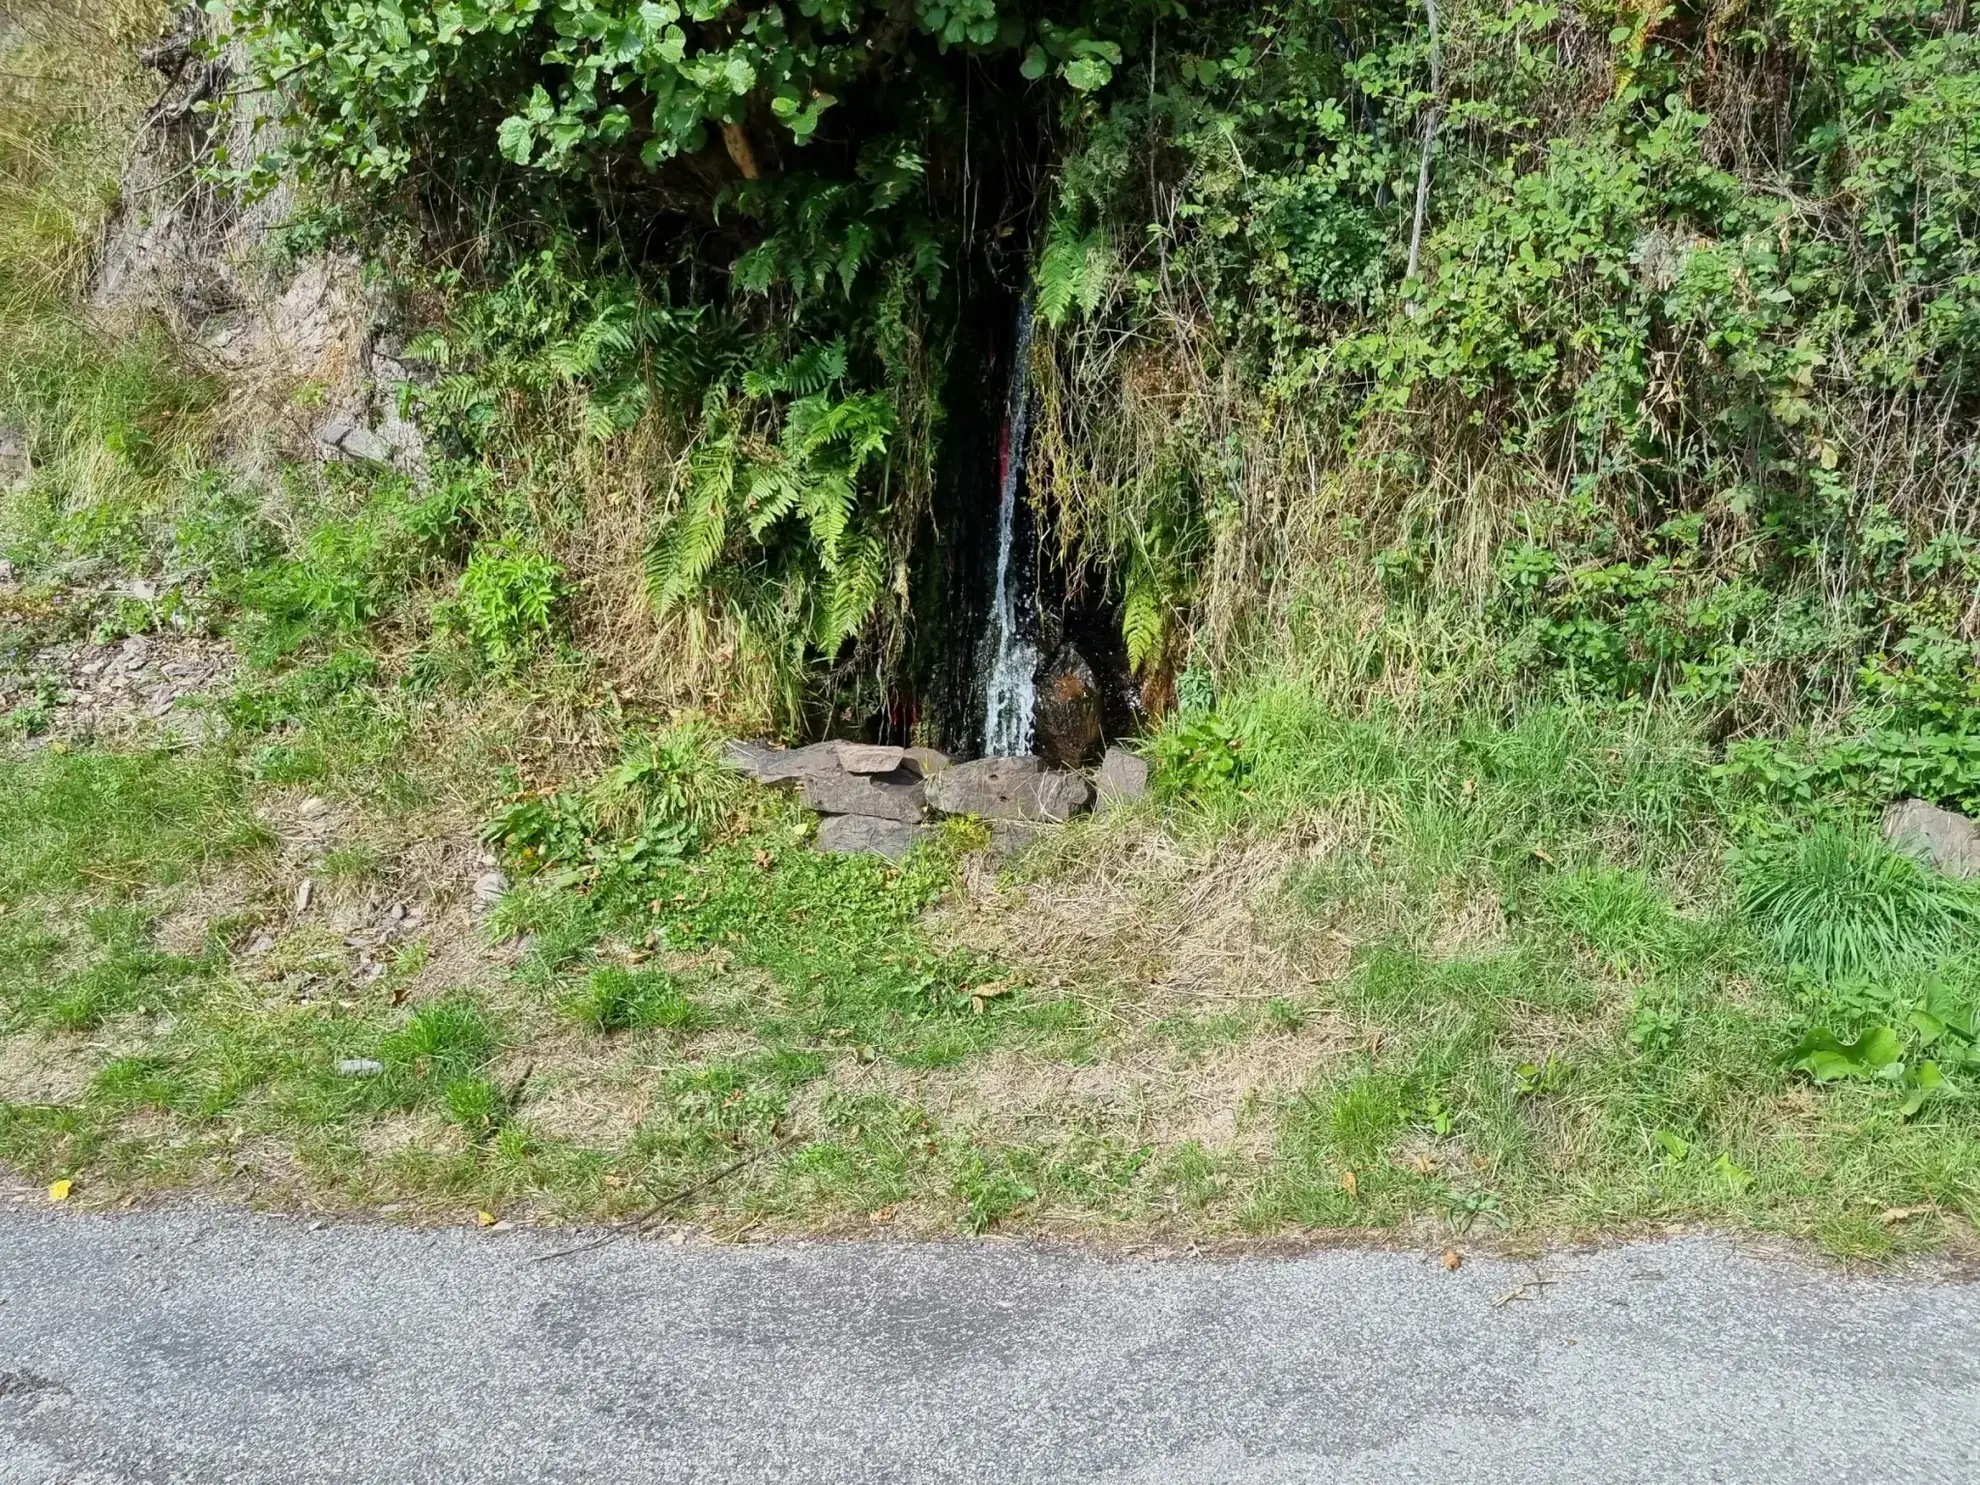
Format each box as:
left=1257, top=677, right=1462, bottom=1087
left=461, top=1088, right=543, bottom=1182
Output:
left=1117, top=683, right=1980, bottom=1258
left=1, top=685, right=1975, bottom=1258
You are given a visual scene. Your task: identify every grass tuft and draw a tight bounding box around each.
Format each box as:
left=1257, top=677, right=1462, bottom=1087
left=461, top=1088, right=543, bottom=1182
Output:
left=1737, top=825, right=1980, bottom=982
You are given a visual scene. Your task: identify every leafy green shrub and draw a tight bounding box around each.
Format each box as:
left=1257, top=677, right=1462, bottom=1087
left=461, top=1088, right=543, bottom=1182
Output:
left=562, top=966, right=704, bottom=1034
left=456, top=539, right=561, bottom=668
left=1150, top=709, right=1254, bottom=801
left=592, top=720, right=744, bottom=844
left=240, top=506, right=404, bottom=648
left=1787, top=980, right=1979, bottom=1117
left=483, top=721, right=744, bottom=883
left=1737, top=826, right=1980, bottom=982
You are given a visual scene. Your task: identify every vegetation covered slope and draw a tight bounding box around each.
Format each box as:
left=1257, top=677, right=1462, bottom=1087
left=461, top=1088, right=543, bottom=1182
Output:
left=1, top=2, right=1979, bottom=1259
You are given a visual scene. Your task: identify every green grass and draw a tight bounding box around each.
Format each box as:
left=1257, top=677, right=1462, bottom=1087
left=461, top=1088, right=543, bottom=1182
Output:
left=2, top=642, right=1977, bottom=1257
left=1738, top=824, right=1980, bottom=983
left=0, top=749, right=268, bottom=901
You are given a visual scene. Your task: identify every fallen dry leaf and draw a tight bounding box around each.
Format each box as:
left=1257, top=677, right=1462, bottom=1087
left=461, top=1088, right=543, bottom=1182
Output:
left=1879, top=1205, right=1934, bottom=1224
left=1412, top=1153, right=1437, bottom=1176
left=1339, top=1169, right=1359, bottom=1200
left=47, top=1179, right=72, bottom=1202
left=476, top=1210, right=498, bottom=1227
left=1442, top=1248, right=1463, bottom=1272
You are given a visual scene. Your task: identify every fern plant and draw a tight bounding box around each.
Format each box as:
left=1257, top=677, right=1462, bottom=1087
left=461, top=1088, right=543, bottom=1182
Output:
left=645, top=348, right=899, bottom=688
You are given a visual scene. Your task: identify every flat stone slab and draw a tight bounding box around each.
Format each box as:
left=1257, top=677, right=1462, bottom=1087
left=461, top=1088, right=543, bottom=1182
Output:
left=799, top=769, right=926, bottom=823
left=926, top=755, right=1092, bottom=823
left=814, top=813, right=921, bottom=860
left=725, top=740, right=844, bottom=788
left=837, top=744, right=906, bottom=776
left=1883, top=797, right=1980, bottom=877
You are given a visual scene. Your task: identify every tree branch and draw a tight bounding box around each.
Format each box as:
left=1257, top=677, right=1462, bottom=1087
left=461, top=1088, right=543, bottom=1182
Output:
left=1405, top=0, right=1443, bottom=288
left=722, top=120, right=762, bottom=180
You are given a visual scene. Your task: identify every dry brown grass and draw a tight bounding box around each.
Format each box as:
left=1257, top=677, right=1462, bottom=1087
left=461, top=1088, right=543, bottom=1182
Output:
left=943, top=815, right=1342, bottom=1019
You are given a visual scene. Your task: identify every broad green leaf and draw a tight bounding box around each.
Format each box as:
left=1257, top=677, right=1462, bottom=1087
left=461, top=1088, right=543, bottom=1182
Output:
left=495, top=114, right=534, bottom=165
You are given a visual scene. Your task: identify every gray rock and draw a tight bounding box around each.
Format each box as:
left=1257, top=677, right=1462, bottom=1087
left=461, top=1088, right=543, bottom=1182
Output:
left=814, top=814, right=921, bottom=861
left=335, top=1058, right=384, bottom=1077
left=0, top=424, right=28, bottom=490
left=472, top=870, right=509, bottom=905
left=315, top=419, right=393, bottom=465
left=926, top=756, right=1092, bottom=823
left=1032, top=645, right=1103, bottom=770
left=799, top=769, right=926, bottom=823
left=1094, top=747, right=1150, bottom=811
left=837, top=744, right=906, bottom=776
left=726, top=740, right=844, bottom=787
left=902, top=747, right=952, bottom=778
left=1883, top=798, right=1980, bottom=877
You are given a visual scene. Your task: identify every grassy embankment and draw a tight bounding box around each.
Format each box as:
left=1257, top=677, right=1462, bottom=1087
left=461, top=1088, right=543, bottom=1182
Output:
left=1, top=3, right=1976, bottom=1260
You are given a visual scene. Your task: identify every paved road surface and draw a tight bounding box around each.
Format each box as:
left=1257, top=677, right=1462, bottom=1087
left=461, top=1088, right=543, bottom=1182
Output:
left=1, top=1206, right=1975, bottom=1483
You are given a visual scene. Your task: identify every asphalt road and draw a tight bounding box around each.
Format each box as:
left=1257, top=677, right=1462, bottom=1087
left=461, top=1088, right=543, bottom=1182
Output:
left=1, top=1206, right=1975, bottom=1484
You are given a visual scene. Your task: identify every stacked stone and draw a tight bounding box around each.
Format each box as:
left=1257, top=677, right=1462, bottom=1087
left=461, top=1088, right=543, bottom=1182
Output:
left=725, top=740, right=1150, bottom=860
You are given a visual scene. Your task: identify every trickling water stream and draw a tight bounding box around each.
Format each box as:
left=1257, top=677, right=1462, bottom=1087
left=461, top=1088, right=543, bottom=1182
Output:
left=979, top=300, right=1041, bottom=756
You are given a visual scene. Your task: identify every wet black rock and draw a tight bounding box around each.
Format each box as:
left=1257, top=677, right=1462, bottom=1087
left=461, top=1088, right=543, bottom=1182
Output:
left=1031, top=644, right=1103, bottom=770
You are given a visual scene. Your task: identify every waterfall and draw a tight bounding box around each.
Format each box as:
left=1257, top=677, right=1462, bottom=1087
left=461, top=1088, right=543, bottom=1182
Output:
left=979, top=300, right=1041, bottom=757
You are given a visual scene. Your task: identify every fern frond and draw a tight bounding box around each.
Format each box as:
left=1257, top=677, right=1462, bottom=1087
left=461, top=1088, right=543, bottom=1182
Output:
left=647, top=411, right=741, bottom=613
left=1036, top=220, right=1115, bottom=328
left=799, top=470, right=856, bottom=567
left=743, top=461, right=802, bottom=537
left=1122, top=577, right=1166, bottom=676
left=816, top=536, right=886, bottom=651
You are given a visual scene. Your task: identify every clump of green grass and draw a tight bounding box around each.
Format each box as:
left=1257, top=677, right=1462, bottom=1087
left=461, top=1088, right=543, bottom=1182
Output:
left=0, top=750, right=268, bottom=899
left=1738, top=825, right=1980, bottom=982
left=1530, top=865, right=1712, bottom=975
left=376, top=997, right=498, bottom=1090
left=561, top=965, right=704, bottom=1034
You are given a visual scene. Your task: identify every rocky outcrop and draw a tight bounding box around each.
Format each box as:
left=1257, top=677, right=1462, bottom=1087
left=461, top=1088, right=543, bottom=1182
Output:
left=727, top=737, right=1094, bottom=857
left=93, top=7, right=420, bottom=474
left=1883, top=798, right=1980, bottom=878
left=925, top=755, right=1092, bottom=823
